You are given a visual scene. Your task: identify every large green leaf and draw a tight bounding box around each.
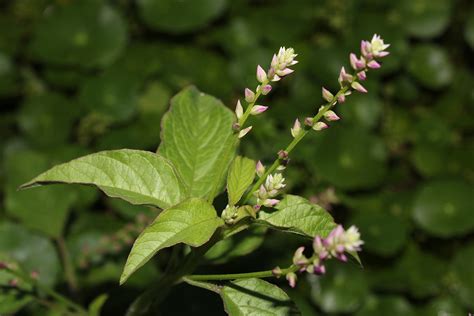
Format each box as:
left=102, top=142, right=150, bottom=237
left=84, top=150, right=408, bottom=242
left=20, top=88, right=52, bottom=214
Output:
left=221, top=278, right=300, bottom=315
left=227, top=156, right=256, bottom=205
left=120, top=198, right=223, bottom=284
left=20, top=149, right=187, bottom=210
left=5, top=149, right=78, bottom=237
left=29, top=0, right=127, bottom=67
left=412, top=180, right=474, bottom=237
left=258, top=195, right=336, bottom=238
left=159, top=86, right=237, bottom=201
left=137, top=0, right=227, bottom=34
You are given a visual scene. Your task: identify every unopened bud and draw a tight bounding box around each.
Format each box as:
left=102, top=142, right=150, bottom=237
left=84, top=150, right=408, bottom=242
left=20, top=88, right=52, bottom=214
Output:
left=256, top=65, right=267, bottom=83
left=351, top=81, right=368, bottom=93
left=245, top=88, right=255, bottom=103
left=256, top=161, right=265, bottom=177
left=30, top=271, right=39, bottom=280
left=367, top=60, right=381, bottom=69
left=357, top=71, right=366, bottom=81
left=312, top=122, right=329, bottom=131
left=263, top=199, right=280, bottom=207
left=322, top=87, right=334, bottom=103
left=304, top=117, right=314, bottom=127
left=238, top=126, right=252, bottom=138
left=235, top=100, right=243, bottom=119
left=324, top=110, right=340, bottom=121
left=0, top=262, right=7, bottom=270
left=290, top=119, right=302, bottom=138
left=250, top=105, right=268, bottom=115
left=261, top=84, right=272, bottom=95
left=337, top=94, right=346, bottom=103
left=272, top=266, right=283, bottom=278
left=9, top=279, right=18, bottom=287
left=278, top=150, right=288, bottom=160
left=286, top=272, right=297, bottom=288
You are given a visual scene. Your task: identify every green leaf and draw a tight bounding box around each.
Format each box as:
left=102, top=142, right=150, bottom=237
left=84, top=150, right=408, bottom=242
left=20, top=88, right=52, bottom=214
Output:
left=227, top=156, right=256, bottom=205
left=20, top=149, right=187, bottom=210
left=221, top=278, right=300, bottom=315
left=309, top=262, right=369, bottom=313
left=451, top=243, right=474, bottom=309
left=88, top=294, right=109, bottom=316
left=355, top=295, right=415, bottom=316
left=0, top=222, right=61, bottom=287
left=258, top=195, right=336, bottom=238
left=401, top=0, right=452, bottom=39
left=137, top=0, right=227, bottom=34
left=412, top=180, right=474, bottom=237
left=159, top=86, right=237, bottom=201
left=5, top=149, right=78, bottom=237
left=408, top=44, right=453, bottom=89
left=29, top=0, right=127, bottom=67
left=205, top=226, right=266, bottom=264
left=120, top=198, right=223, bottom=284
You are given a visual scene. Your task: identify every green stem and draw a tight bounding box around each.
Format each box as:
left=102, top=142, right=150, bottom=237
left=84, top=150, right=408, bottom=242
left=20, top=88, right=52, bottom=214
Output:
left=242, top=85, right=350, bottom=204
left=56, top=236, right=78, bottom=295
left=5, top=266, right=86, bottom=315
left=185, top=265, right=298, bottom=281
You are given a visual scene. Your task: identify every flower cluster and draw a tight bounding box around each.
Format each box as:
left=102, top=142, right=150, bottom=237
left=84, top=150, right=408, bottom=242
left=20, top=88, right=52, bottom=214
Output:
left=235, top=47, right=298, bottom=138
left=292, top=34, right=389, bottom=138
left=285, top=225, right=363, bottom=287
left=253, top=166, right=286, bottom=208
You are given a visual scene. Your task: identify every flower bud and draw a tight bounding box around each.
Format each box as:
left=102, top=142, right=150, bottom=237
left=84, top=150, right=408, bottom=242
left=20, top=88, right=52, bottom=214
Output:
left=324, top=110, right=340, bottom=121
left=263, top=199, right=280, bottom=207
left=261, top=84, right=272, bottom=95
left=235, top=100, right=243, bottom=119
left=276, top=68, right=294, bottom=77
left=256, top=65, right=267, bottom=83
left=322, top=87, right=334, bottom=103
left=304, top=117, right=314, bottom=127
left=357, top=71, right=367, bottom=81
left=291, top=119, right=302, bottom=138
left=367, top=60, right=381, bottom=69
left=250, top=105, right=268, bottom=115
left=312, top=122, right=329, bottom=131
left=30, top=271, right=40, bottom=280
left=292, top=246, right=309, bottom=266
left=351, top=81, right=368, bottom=93
left=314, top=264, right=326, bottom=275
left=350, top=53, right=360, bottom=70
left=238, top=126, right=252, bottom=138
left=286, top=272, right=297, bottom=288
left=245, top=88, right=255, bottom=103
left=338, top=67, right=353, bottom=86
left=337, top=94, right=346, bottom=103
left=272, top=266, right=282, bottom=277
left=9, top=279, right=18, bottom=287
left=0, top=262, right=7, bottom=270
left=278, top=150, right=288, bottom=160
left=256, top=160, right=265, bottom=177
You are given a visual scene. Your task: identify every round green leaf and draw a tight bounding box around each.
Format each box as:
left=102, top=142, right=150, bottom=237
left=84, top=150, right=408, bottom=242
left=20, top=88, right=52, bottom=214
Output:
left=338, top=94, right=382, bottom=130
left=310, top=126, right=387, bottom=189
left=0, top=222, right=60, bottom=287
left=401, top=0, right=452, bottom=38
left=78, top=70, right=140, bottom=123
left=0, top=52, right=19, bottom=97
left=466, top=6, right=474, bottom=49
left=29, top=1, right=127, bottom=67
left=408, top=44, right=453, bottom=89
left=5, top=149, right=78, bottom=237
left=451, top=244, right=474, bottom=309
left=310, top=262, right=369, bottom=313
left=413, top=180, right=474, bottom=237
left=351, top=210, right=409, bottom=256
left=18, top=93, right=79, bottom=147
left=419, top=297, right=465, bottom=316
left=138, top=0, right=227, bottom=34
left=356, top=295, right=416, bottom=316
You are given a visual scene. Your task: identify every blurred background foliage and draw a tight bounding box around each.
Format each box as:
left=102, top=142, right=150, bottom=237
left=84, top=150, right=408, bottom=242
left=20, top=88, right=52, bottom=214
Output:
left=0, top=0, right=473, bottom=315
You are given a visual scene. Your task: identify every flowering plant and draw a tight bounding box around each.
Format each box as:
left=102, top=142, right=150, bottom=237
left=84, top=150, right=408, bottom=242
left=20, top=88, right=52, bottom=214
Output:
left=2, top=34, right=389, bottom=315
